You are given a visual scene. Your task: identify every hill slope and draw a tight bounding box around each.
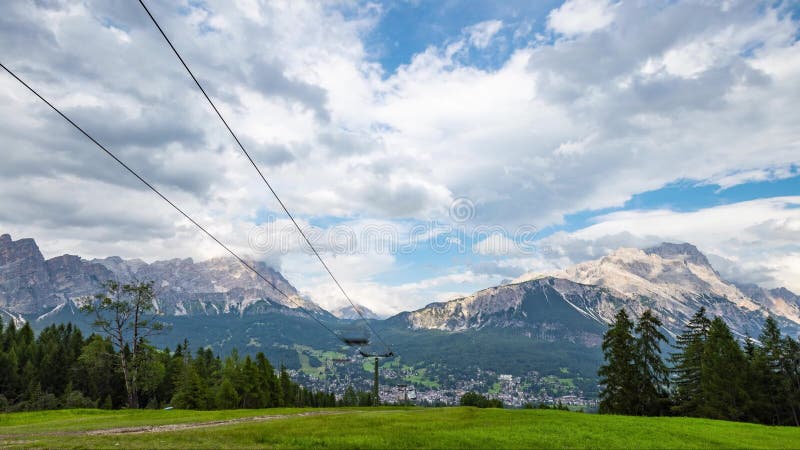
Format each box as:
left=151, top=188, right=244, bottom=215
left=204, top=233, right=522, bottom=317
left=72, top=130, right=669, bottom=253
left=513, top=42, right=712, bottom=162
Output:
left=2, top=408, right=799, bottom=449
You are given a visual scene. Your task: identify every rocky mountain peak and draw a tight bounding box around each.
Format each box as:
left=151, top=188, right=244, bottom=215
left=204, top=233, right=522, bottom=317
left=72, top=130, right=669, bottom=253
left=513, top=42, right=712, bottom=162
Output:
left=0, top=234, right=326, bottom=319
left=553, top=243, right=761, bottom=314
left=0, top=235, right=52, bottom=313
left=644, top=242, right=711, bottom=267
left=404, top=242, right=800, bottom=340
left=770, top=287, right=799, bottom=301
left=0, top=234, right=45, bottom=266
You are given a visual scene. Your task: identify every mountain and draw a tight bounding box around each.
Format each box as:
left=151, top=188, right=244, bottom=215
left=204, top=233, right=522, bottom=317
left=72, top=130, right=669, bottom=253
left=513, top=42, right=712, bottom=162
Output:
left=374, top=242, right=800, bottom=398
left=0, top=234, right=112, bottom=318
left=394, top=277, right=612, bottom=345
left=0, top=233, right=325, bottom=325
left=735, top=283, right=800, bottom=324
left=497, top=242, right=800, bottom=338
left=331, top=303, right=381, bottom=320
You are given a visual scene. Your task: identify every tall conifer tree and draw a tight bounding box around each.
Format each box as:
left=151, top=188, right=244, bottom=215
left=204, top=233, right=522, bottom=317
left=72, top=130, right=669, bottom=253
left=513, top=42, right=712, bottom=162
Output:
left=635, top=309, right=670, bottom=416
left=698, top=317, right=749, bottom=421
left=599, top=309, right=638, bottom=414
left=670, top=307, right=710, bottom=416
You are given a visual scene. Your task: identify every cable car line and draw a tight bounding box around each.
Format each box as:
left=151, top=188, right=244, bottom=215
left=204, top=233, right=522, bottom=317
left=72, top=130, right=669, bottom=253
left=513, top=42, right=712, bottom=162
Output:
left=0, top=61, right=345, bottom=346
left=137, top=0, right=393, bottom=354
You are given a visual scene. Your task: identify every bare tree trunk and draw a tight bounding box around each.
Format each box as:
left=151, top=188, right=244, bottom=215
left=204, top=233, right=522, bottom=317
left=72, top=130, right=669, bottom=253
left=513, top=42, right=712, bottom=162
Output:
left=117, top=334, right=135, bottom=408
left=116, top=309, right=138, bottom=409
left=130, top=289, right=142, bottom=409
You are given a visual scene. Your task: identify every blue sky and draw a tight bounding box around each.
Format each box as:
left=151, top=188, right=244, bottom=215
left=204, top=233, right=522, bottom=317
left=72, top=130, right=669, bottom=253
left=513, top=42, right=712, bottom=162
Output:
left=1, top=0, right=799, bottom=314
left=363, top=0, right=562, bottom=72
left=554, top=170, right=800, bottom=234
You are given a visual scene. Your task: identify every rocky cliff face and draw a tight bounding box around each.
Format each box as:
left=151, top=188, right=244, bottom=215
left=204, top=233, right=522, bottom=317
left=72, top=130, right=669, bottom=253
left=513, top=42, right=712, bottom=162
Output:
left=403, top=243, right=800, bottom=340
left=0, top=234, right=112, bottom=315
left=395, top=277, right=613, bottom=347
left=0, top=234, right=324, bottom=322
left=735, top=283, right=800, bottom=324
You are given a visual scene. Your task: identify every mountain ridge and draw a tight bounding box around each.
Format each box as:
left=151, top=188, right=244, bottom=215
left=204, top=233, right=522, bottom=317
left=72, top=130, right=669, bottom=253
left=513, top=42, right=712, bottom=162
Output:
left=4, top=234, right=799, bottom=339
left=0, top=233, right=326, bottom=325
left=401, top=242, right=800, bottom=339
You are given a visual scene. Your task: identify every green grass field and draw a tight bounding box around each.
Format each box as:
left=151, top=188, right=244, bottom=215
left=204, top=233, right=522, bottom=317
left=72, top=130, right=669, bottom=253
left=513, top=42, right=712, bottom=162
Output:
left=1, top=407, right=799, bottom=449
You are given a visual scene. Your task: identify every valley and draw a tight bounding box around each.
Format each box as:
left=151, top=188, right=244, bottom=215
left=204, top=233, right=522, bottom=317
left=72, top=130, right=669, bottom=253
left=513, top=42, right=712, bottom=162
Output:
left=2, top=234, right=799, bottom=406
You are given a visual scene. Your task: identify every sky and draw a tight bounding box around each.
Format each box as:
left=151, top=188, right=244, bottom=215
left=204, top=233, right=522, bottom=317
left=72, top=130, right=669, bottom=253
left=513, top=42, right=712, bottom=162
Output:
left=1, top=0, right=799, bottom=315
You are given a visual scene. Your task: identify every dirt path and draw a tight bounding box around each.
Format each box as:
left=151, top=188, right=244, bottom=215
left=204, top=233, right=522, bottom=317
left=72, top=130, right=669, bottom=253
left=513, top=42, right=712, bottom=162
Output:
left=0, top=410, right=348, bottom=440
left=84, top=410, right=346, bottom=436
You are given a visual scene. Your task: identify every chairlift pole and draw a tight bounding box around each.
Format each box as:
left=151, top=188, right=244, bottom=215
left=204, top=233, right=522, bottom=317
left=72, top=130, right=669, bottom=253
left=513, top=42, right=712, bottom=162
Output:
left=373, top=357, right=379, bottom=406
left=355, top=348, right=394, bottom=407
left=344, top=332, right=394, bottom=407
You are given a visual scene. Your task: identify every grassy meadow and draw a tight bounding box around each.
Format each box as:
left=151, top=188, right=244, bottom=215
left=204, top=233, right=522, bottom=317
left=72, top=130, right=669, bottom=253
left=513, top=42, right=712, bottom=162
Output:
left=1, top=407, right=799, bottom=449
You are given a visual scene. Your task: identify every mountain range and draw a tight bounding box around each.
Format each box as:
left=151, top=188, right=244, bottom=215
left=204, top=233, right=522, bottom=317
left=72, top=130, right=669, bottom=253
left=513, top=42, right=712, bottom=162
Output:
left=0, top=233, right=322, bottom=324
left=2, top=233, right=798, bottom=397
left=398, top=242, right=799, bottom=340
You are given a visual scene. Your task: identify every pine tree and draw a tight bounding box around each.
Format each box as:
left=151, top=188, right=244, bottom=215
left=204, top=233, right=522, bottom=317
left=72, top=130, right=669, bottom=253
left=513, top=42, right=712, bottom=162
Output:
left=215, top=377, right=239, bottom=410
left=255, top=353, right=276, bottom=407
left=781, top=336, right=800, bottom=426
left=670, top=307, right=711, bottom=416
left=342, top=385, right=358, bottom=406
left=743, top=336, right=772, bottom=423
left=634, top=309, right=669, bottom=416
left=598, top=309, right=638, bottom=415
left=171, top=365, right=209, bottom=410
left=101, top=394, right=113, bottom=410
left=239, top=356, right=259, bottom=408
left=279, top=365, right=294, bottom=407
left=748, top=317, right=800, bottom=426
left=762, top=317, right=797, bottom=425
left=697, top=317, right=749, bottom=421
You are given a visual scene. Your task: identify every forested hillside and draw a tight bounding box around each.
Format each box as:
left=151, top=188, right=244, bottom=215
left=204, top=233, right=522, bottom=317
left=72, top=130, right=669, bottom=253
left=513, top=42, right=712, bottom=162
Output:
left=0, top=318, right=358, bottom=411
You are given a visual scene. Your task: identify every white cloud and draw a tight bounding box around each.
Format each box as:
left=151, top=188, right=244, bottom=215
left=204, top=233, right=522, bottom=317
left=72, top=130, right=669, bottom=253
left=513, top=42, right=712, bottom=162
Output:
left=1, top=0, right=800, bottom=313
left=465, top=20, right=503, bottom=49
left=538, top=197, right=800, bottom=292
left=704, top=166, right=798, bottom=190
left=547, top=0, right=616, bottom=36
left=310, top=270, right=503, bottom=315
left=472, top=233, right=519, bottom=256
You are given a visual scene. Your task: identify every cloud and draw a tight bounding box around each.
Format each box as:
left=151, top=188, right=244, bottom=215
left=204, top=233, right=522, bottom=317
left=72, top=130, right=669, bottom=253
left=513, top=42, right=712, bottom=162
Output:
left=703, top=166, right=799, bottom=190
left=467, top=259, right=531, bottom=279
left=472, top=233, right=519, bottom=256
left=465, top=20, right=503, bottom=49
left=547, top=0, right=616, bottom=36
left=312, top=270, right=503, bottom=315
left=537, top=197, right=800, bottom=292
left=1, top=0, right=800, bottom=313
